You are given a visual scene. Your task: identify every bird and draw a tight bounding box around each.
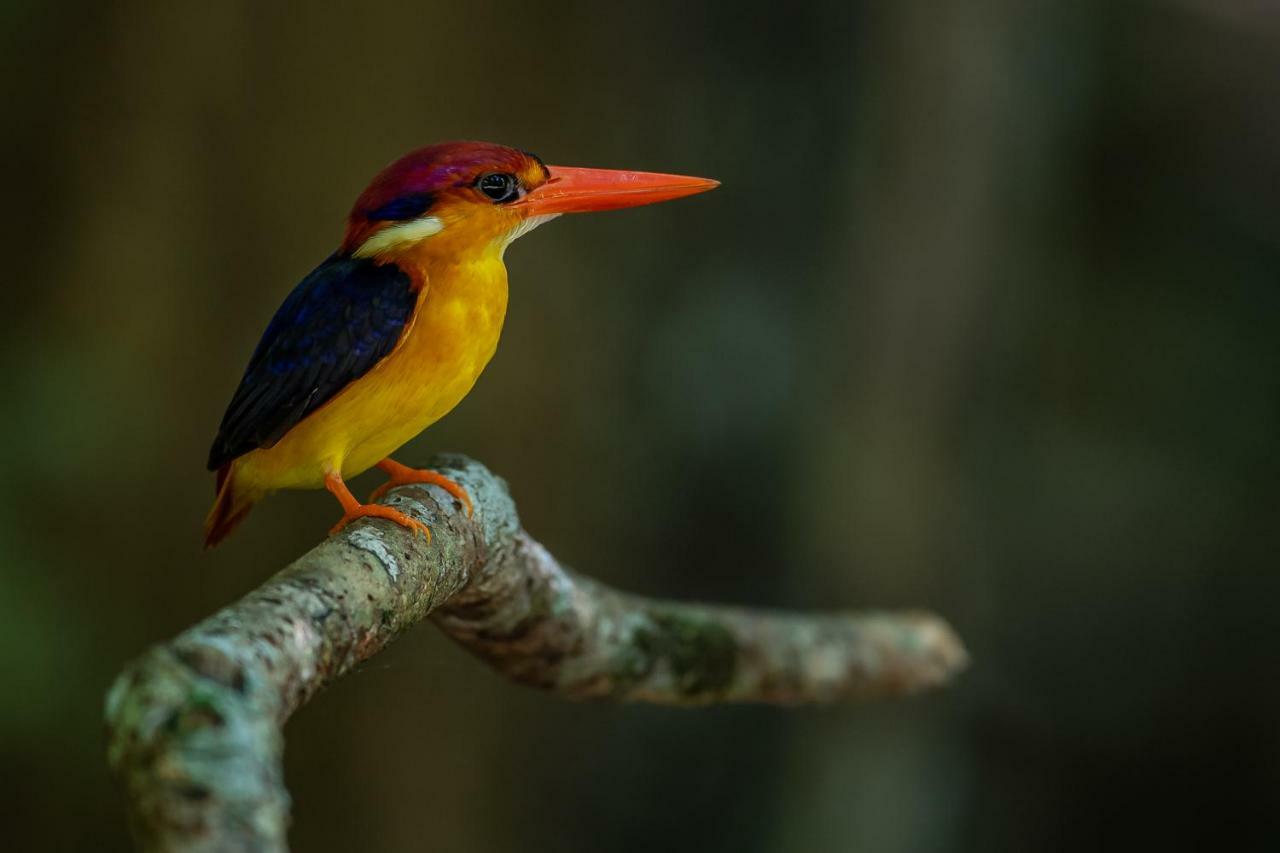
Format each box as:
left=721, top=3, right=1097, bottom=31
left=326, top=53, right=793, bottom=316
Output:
left=204, top=141, right=718, bottom=547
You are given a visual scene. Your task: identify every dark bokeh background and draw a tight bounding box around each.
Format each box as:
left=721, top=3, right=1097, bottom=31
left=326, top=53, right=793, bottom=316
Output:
left=4, top=0, right=1279, bottom=849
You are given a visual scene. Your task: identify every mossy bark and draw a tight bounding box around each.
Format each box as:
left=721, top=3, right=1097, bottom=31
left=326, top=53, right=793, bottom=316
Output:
left=106, top=455, right=967, bottom=852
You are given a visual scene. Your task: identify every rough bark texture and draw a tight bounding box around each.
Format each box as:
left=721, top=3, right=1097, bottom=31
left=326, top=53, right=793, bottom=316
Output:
left=105, top=454, right=968, bottom=852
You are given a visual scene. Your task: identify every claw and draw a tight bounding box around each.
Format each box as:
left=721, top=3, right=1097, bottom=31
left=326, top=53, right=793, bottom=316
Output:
left=368, top=459, right=474, bottom=518
left=328, top=503, right=432, bottom=542
left=323, top=468, right=432, bottom=542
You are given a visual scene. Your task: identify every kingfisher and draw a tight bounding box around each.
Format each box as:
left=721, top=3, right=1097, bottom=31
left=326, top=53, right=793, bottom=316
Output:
left=204, top=141, right=717, bottom=547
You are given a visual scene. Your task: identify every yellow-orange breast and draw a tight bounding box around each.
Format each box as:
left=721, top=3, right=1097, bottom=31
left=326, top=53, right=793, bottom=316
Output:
left=230, top=255, right=509, bottom=493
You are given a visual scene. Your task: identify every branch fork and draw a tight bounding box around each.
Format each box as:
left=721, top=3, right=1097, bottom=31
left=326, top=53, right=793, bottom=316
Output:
left=106, top=455, right=967, bottom=852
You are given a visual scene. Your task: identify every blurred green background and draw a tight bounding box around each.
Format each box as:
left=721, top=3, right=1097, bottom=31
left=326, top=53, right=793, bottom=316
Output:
left=4, top=0, right=1279, bottom=849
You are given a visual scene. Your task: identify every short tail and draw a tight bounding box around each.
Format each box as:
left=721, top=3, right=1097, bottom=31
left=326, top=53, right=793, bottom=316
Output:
left=203, top=463, right=259, bottom=548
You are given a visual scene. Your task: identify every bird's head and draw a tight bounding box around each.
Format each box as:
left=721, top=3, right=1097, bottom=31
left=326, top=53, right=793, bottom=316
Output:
left=341, top=141, right=718, bottom=261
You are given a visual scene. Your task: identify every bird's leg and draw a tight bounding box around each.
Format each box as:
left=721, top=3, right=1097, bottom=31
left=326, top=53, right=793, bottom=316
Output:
left=367, top=459, right=474, bottom=517
left=324, top=469, right=432, bottom=541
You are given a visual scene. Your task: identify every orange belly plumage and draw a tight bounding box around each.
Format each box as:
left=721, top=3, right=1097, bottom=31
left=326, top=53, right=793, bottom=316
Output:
left=229, top=257, right=508, bottom=494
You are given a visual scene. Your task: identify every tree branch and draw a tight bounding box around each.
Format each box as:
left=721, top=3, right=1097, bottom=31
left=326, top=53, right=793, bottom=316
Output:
left=105, top=455, right=967, bottom=852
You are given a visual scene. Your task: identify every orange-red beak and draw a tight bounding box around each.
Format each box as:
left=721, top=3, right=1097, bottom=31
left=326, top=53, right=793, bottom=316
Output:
left=516, top=166, right=719, bottom=215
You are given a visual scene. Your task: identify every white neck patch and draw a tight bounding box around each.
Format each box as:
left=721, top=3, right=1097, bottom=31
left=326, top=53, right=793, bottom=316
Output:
left=354, top=216, right=445, bottom=258
left=500, top=214, right=561, bottom=257
left=353, top=212, right=561, bottom=260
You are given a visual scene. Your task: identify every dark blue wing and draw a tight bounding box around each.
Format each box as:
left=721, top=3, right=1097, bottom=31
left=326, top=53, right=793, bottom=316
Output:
left=207, top=253, right=416, bottom=470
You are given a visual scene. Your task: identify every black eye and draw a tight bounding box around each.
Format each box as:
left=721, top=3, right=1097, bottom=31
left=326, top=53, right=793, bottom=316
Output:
left=476, top=172, right=520, bottom=203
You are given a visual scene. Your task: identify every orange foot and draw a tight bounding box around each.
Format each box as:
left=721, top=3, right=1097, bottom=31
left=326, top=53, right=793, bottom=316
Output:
left=324, top=470, right=432, bottom=541
left=367, top=459, right=474, bottom=518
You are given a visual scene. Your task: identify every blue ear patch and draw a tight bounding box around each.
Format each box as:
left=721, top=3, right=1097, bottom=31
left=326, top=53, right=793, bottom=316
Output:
left=367, top=193, right=435, bottom=221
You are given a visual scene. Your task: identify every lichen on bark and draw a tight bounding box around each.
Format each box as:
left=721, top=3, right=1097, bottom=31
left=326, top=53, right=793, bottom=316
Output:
left=106, top=454, right=967, bottom=852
